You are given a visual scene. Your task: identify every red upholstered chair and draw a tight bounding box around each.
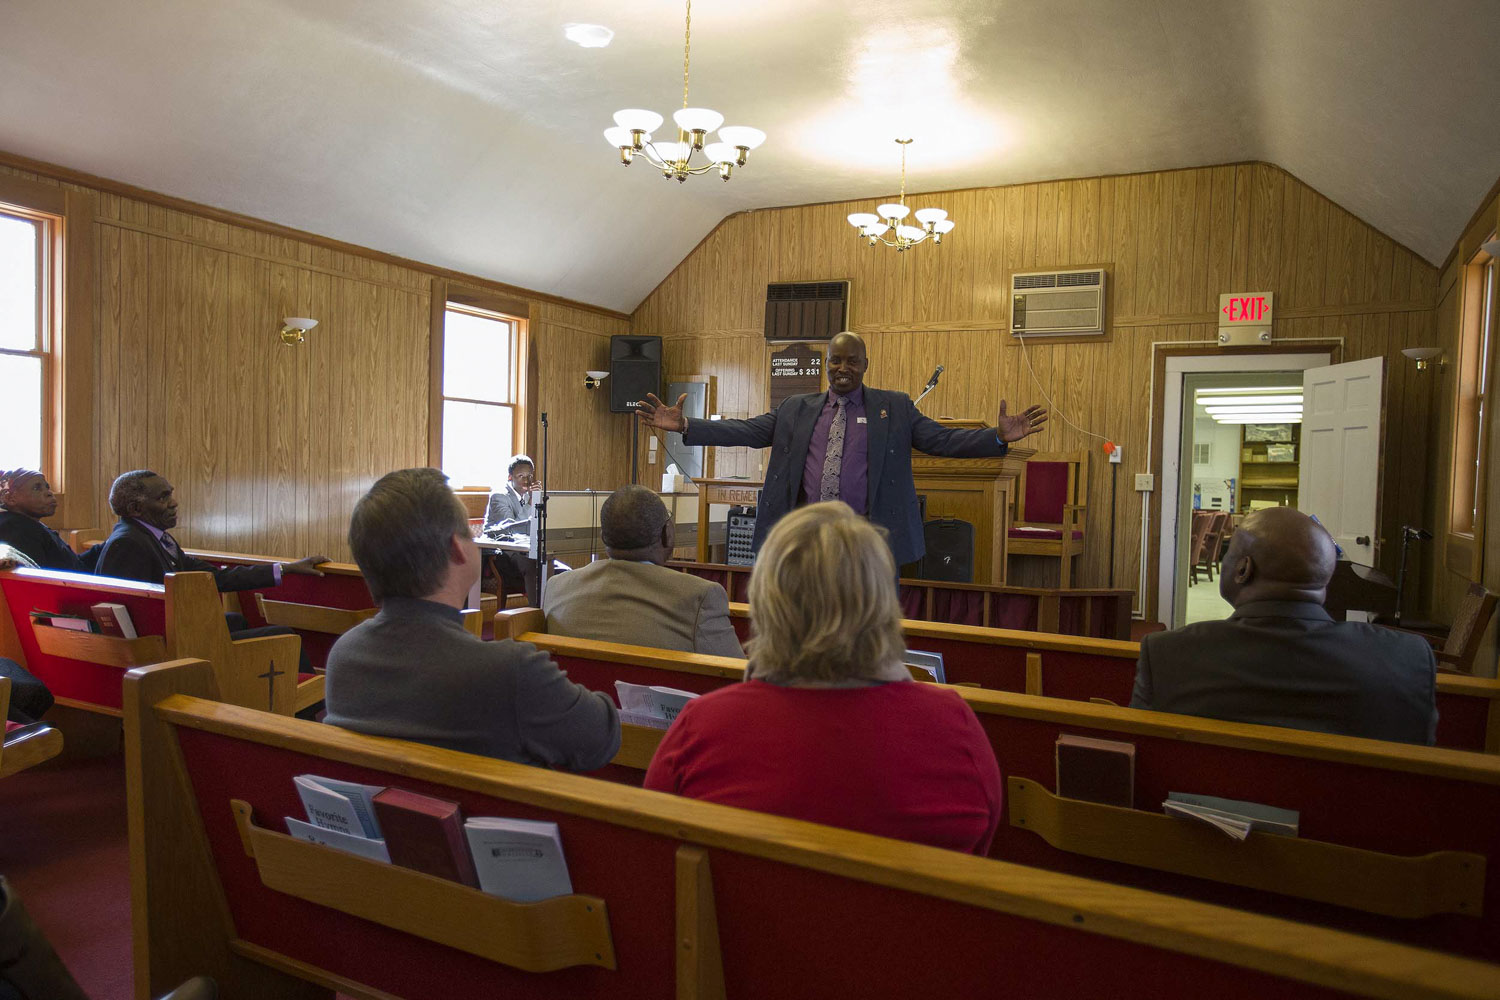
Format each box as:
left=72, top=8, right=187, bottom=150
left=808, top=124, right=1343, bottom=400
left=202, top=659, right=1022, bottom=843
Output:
left=1007, top=451, right=1088, bottom=586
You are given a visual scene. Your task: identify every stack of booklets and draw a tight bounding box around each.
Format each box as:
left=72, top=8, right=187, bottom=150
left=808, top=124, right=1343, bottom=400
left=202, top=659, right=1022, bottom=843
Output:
left=286, top=775, right=573, bottom=901
left=1162, top=792, right=1300, bottom=841
left=614, top=680, right=698, bottom=729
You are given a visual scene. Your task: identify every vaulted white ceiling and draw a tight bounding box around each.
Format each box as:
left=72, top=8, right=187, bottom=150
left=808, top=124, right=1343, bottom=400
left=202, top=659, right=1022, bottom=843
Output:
left=2, top=0, right=1497, bottom=313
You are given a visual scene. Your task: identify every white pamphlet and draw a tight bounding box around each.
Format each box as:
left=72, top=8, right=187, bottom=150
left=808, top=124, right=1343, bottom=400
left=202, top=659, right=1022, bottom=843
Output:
left=464, top=817, right=572, bottom=902
left=295, top=774, right=386, bottom=838
left=285, top=817, right=391, bottom=863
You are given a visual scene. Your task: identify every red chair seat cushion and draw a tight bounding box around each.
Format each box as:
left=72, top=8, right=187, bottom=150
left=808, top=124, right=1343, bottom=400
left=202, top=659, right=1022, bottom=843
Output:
left=297, top=673, right=315, bottom=684
left=3, top=720, right=22, bottom=734
left=1008, top=527, right=1083, bottom=541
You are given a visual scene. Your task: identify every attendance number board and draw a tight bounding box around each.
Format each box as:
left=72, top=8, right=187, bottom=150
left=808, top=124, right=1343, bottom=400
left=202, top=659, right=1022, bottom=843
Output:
left=770, top=342, right=825, bottom=408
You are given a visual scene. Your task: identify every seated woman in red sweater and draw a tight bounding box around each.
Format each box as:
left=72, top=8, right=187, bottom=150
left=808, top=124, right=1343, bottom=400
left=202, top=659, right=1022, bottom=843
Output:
left=644, top=501, right=1002, bottom=854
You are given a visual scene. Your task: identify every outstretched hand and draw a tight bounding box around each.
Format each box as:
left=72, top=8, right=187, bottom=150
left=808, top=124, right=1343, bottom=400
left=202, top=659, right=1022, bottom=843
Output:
left=636, top=392, right=689, bottom=433
left=996, top=400, right=1047, bottom=443
left=284, top=555, right=329, bottom=577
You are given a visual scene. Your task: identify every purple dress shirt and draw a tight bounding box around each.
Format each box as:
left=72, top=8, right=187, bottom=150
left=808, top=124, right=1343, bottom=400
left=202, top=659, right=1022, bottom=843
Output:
left=801, top=388, right=869, bottom=514
left=133, top=518, right=282, bottom=583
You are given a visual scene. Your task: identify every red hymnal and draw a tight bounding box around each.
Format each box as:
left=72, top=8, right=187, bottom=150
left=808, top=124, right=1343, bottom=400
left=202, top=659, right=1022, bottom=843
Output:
left=1055, top=735, right=1136, bottom=808
left=372, top=788, right=479, bottom=887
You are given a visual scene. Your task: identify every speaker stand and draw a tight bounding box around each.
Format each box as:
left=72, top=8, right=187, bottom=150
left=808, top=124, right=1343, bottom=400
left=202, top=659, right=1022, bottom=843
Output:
left=630, top=418, right=639, bottom=486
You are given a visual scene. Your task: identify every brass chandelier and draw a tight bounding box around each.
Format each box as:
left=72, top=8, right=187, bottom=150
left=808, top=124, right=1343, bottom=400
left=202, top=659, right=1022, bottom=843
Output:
left=846, top=139, right=955, bottom=250
left=603, top=0, right=766, bottom=183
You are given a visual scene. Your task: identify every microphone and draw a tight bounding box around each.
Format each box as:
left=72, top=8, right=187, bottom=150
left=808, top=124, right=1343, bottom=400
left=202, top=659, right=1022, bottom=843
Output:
left=924, top=365, right=945, bottom=391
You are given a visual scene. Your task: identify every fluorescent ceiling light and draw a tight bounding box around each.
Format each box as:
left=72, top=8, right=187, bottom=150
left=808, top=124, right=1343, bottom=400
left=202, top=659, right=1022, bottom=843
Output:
left=564, top=23, right=614, bottom=47
left=1212, top=414, right=1303, bottom=424
left=1194, top=394, right=1304, bottom=407
left=1195, top=386, right=1301, bottom=396
left=1205, top=406, right=1303, bottom=415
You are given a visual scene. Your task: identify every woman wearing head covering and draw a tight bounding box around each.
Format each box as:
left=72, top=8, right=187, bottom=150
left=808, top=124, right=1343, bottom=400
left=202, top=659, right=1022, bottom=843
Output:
left=644, top=502, right=1002, bottom=854
left=0, top=470, right=92, bottom=572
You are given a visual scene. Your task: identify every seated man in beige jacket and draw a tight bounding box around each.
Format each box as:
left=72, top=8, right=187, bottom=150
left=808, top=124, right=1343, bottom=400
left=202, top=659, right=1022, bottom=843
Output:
left=545, top=486, right=745, bottom=658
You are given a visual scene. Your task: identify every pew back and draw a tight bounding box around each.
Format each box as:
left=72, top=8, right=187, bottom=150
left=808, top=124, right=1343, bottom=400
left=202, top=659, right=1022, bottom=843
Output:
left=124, top=657, right=1500, bottom=1000
left=519, top=631, right=1500, bottom=962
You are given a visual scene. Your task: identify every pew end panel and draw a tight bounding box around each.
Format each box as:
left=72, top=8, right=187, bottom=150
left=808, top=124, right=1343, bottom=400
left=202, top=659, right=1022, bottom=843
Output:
left=0, top=678, right=64, bottom=778
left=166, top=572, right=308, bottom=715
left=495, top=607, right=545, bottom=641
left=123, top=659, right=1500, bottom=1000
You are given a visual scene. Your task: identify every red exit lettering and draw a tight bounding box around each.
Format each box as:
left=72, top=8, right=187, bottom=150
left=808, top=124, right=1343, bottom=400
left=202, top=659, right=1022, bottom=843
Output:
left=1221, top=296, right=1267, bottom=321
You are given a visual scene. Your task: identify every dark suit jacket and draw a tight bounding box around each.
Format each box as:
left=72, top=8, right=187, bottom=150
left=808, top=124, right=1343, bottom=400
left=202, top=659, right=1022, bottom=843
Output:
left=94, top=518, right=276, bottom=592
left=0, top=511, right=91, bottom=572
left=682, top=388, right=1006, bottom=566
left=1130, top=600, right=1438, bottom=745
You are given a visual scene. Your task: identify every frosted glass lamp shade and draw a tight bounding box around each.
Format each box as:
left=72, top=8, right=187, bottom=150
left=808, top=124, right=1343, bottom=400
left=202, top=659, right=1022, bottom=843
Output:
left=603, top=126, right=634, bottom=148
left=896, top=225, right=925, bottom=242
left=860, top=224, right=887, bottom=238
left=673, top=107, right=725, bottom=132
left=585, top=370, right=610, bottom=380
left=717, top=126, right=765, bottom=150
left=563, top=23, right=614, bottom=47
left=703, top=142, right=738, bottom=164
left=933, top=219, right=956, bottom=234
left=614, top=108, right=664, bottom=132
left=914, top=208, right=948, bottom=225
left=847, top=212, right=879, bottom=228
left=1401, top=347, right=1443, bottom=362
left=283, top=317, right=317, bottom=331
left=877, top=203, right=909, bottom=220
left=651, top=140, right=688, bottom=163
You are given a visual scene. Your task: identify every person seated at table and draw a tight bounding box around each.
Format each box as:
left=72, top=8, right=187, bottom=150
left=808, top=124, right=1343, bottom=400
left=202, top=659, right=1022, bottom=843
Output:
left=644, top=501, right=1002, bottom=854
left=546, top=485, right=743, bottom=657
left=1131, top=506, right=1438, bottom=744
left=94, top=470, right=327, bottom=589
left=325, top=468, right=619, bottom=770
left=0, top=469, right=97, bottom=572
left=479, top=455, right=537, bottom=598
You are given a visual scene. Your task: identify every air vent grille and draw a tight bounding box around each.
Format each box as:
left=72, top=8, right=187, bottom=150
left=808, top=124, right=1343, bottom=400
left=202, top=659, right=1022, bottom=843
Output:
left=765, top=280, right=850, bottom=341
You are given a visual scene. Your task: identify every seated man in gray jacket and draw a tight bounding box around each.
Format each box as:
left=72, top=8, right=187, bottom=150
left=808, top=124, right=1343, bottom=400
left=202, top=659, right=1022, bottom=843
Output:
left=546, top=485, right=744, bottom=658
left=325, top=467, right=620, bottom=770
left=1131, top=507, right=1437, bottom=744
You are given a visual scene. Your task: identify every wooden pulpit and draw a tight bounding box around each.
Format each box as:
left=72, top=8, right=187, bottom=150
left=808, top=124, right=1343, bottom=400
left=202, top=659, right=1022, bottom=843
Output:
left=912, top=419, right=1032, bottom=585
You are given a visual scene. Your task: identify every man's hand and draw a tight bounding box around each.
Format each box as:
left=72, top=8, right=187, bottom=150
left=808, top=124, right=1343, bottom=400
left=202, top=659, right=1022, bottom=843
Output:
left=996, top=401, right=1048, bottom=443
left=635, top=392, right=689, bottom=433
left=284, top=555, right=329, bottom=577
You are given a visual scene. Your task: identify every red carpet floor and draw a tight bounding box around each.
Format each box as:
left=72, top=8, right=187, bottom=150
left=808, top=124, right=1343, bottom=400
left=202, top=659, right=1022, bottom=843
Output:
left=0, top=753, right=133, bottom=1000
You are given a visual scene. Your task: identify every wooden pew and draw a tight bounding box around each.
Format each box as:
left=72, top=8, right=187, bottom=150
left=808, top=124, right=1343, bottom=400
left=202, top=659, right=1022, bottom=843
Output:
left=0, top=677, right=64, bottom=778
left=513, top=630, right=1500, bottom=963
left=0, top=567, right=316, bottom=716
left=122, top=656, right=1500, bottom=1000
left=191, top=549, right=498, bottom=661
left=669, top=559, right=1134, bottom=639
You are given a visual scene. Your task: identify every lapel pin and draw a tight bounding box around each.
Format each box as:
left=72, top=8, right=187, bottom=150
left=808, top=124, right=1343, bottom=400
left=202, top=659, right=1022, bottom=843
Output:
left=880, top=408, right=888, bottom=419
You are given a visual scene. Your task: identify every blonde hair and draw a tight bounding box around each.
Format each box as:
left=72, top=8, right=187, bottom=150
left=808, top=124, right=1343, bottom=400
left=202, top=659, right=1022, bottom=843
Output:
left=746, top=502, right=905, bottom=683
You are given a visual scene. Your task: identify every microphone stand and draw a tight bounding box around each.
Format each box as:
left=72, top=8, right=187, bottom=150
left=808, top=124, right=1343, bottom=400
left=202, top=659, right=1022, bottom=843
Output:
left=914, top=366, right=945, bottom=408
left=536, top=411, right=550, bottom=608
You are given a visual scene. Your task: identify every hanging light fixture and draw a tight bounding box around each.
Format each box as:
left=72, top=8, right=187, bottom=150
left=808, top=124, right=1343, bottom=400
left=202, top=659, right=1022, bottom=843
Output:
left=603, top=0, right=765, bottom=183
left=846, top=139, right=955, bottom=251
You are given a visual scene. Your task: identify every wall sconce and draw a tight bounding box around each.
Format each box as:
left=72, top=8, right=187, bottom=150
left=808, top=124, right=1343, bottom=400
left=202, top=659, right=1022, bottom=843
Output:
left=584, top=370, right=610, bottom=390
left=279, top=316, right=318, bottom=346
left=1401, top=346, right=1446, bottom=372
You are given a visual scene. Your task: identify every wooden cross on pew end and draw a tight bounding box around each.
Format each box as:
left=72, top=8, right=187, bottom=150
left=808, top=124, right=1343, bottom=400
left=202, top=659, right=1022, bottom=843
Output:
left=258, top=660, right=285, bottom=713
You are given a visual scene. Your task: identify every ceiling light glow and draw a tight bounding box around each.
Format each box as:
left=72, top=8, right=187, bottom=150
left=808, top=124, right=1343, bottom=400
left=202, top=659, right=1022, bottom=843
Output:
left=564, top=23, right=614, bottom=48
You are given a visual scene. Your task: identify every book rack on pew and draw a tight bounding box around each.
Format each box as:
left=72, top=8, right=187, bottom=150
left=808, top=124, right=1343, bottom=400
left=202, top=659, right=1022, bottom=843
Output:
left=124, top=657, right=1500, bottom=1000
left=506, top=628, right=1500, bottom=962
left=667, top=559, right=1133, bottom=639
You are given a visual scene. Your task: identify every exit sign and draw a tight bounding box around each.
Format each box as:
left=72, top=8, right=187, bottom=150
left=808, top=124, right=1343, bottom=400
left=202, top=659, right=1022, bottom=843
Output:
left=1219, top=292, right=1274, bottom=325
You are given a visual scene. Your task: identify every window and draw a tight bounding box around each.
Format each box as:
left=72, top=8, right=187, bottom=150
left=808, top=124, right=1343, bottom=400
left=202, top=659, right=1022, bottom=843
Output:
left=1451, top=249, right=1497, bottom=541
left=438, top=303, right=522, bottom=488
left=0, top=208, right=55, bottom=474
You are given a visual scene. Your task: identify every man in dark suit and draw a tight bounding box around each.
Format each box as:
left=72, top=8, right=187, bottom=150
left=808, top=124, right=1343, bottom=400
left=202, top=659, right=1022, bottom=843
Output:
left=1131, top=507, right=1438, bottom=744
left=0, top=469, right=96, bottom=572
left=635, top=332, right=1047, bottom=566
left=94, top=470, right=327, bottom=590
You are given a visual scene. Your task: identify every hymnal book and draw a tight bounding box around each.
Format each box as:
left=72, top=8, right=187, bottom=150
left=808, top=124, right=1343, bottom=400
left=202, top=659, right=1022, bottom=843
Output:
left=31, top=609, right=96, bottom=633
left=90, top=602, right=137, bottom=639
left=285, top=817, right=391, bottom=863
left=463, top=817, right=573, bottom=902
left=902, top=649, right=946, bottom=684
left=295, top=774, right=385, bottom=838
left=1055, top=735, right=1135, bottom=808
left=615, top=681, right=699, bottom=729
left=373, top=788, right=479, bottom=887
left=1163, top=793, right=1300, bottom=842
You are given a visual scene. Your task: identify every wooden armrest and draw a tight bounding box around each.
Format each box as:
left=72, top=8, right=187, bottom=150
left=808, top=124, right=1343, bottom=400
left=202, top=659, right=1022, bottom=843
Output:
left=495, top=607, right=545, bottom=642
left=293, top=673, right=325, bottom=712
left=0, top=724, right=64, bottom=778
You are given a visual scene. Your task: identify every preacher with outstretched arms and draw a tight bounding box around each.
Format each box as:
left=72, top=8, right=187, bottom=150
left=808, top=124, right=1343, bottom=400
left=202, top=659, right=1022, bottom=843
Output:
left=635, top=332, right=1048, bottom=566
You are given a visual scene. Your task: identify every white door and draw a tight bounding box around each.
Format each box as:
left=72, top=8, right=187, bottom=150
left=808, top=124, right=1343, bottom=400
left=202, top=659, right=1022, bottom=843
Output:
left=1299, top=357, right=1384, bottom=565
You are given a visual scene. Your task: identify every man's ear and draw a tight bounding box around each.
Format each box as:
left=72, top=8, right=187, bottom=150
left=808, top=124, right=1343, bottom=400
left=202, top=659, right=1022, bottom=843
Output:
left=449, top=533, right=471, bottom=565
left=1233, top=555, right=1255, bottom=585
left=661, top=518, right=676, bottom=551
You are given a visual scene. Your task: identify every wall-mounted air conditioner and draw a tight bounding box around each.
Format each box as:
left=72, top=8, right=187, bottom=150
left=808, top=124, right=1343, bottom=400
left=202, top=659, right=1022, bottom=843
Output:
left=1011, top=267, right=1107, bottom=338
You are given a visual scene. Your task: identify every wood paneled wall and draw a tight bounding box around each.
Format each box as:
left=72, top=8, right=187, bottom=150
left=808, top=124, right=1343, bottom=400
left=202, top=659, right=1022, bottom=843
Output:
left=631, top=163, right=1439, bottom=619
left=0, top=156, right=630, bottom=560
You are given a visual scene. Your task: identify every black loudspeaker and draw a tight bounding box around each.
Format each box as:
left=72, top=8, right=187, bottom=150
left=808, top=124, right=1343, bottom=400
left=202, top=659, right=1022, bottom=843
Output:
left=918, top=518, right=974, bottom=582
left=609, top=336, right=663, bottom=413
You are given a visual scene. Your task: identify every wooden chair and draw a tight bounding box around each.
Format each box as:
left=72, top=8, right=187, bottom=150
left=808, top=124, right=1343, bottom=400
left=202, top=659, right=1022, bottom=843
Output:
left=123, top=657, right=1500, bottom=1000
left=0, top=678, right=64, bottom=779
left=1006, top=451, right=1088, bottom=586
left=1187, top=511, right=1213, bottom=585
left=1438, top=584, right=1499, bottom=674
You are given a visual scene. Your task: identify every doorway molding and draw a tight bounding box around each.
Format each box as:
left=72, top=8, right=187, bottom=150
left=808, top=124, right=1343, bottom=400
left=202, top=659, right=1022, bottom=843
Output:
left=1155, top=351, right=1331, bottom=628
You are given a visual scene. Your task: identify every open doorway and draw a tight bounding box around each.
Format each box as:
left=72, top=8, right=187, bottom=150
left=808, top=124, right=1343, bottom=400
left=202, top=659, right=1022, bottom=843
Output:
left=1158, top=352, right=1331, bottom=629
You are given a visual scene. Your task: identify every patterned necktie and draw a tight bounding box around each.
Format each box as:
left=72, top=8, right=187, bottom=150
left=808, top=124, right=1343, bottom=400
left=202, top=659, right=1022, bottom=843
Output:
left=820, top=395, right=849, bottom=503
left=160, top=531, right=183, bottom=567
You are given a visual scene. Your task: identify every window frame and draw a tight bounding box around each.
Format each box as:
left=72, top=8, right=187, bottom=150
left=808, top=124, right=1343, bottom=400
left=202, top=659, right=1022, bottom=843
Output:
left=0, top=173, right=93, bottom=526
left=427, top=280, right=529, bottom=489
left=1448, top=241, right=1499, bottom=578
left=0, top=207, right=54, bottom=476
